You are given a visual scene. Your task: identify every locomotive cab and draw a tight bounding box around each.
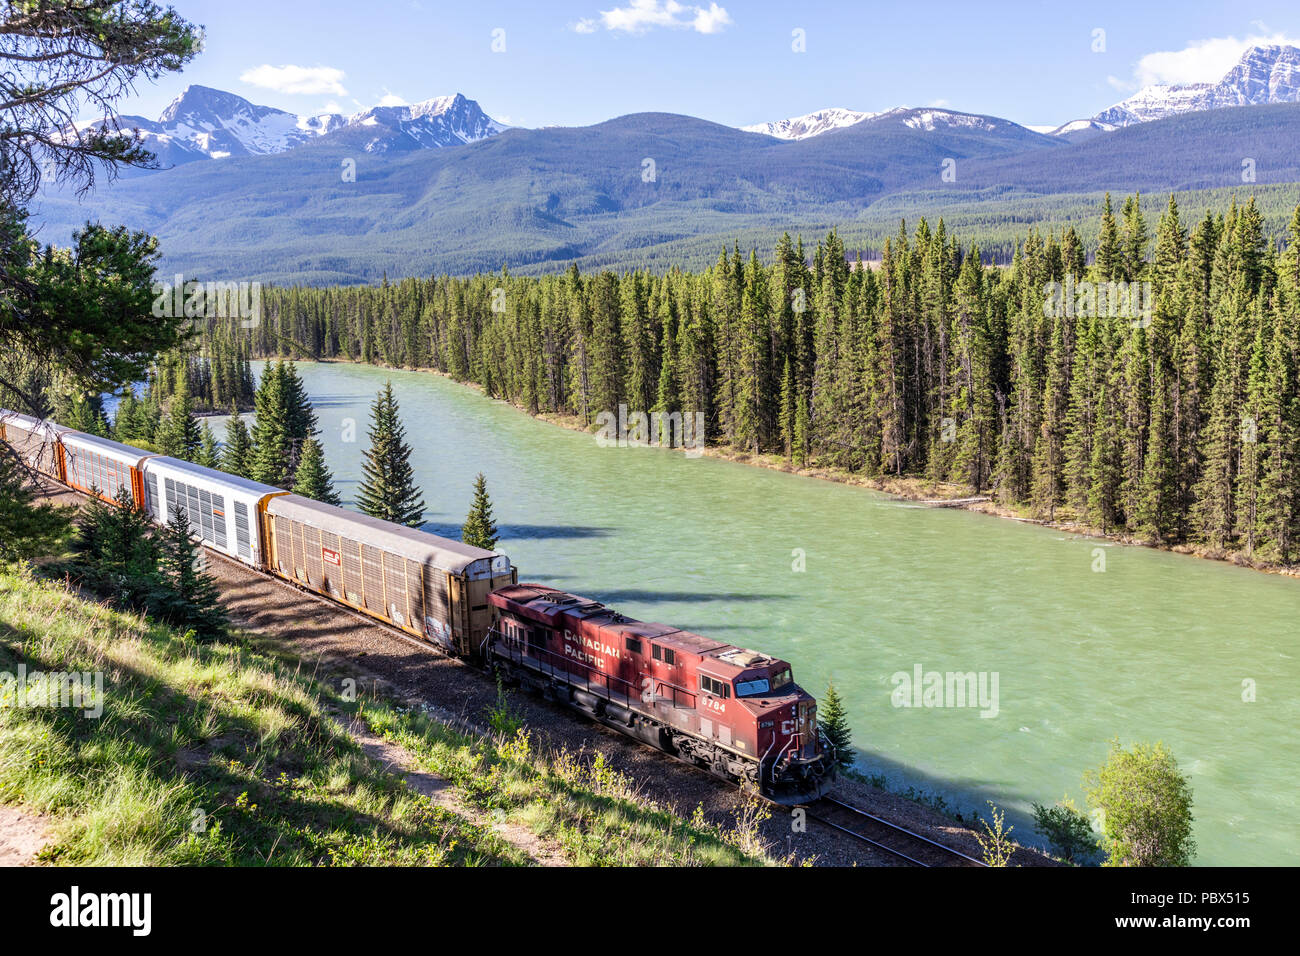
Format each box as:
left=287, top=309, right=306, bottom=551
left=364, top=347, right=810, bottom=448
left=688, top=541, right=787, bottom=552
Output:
left=720, top=653, right=834, bottom=803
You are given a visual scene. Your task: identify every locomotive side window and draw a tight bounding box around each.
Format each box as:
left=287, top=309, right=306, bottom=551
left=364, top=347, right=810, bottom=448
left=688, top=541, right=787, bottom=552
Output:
left=625, top=637, right=642, bottom=654
left=700, top=675, right=730, bottom=698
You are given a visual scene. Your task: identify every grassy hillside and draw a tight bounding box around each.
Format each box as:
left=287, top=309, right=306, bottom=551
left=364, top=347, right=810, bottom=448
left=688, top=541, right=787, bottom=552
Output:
left=0, top=566, right=526, bottom=865
left=0, top=567, right=772, bottom=866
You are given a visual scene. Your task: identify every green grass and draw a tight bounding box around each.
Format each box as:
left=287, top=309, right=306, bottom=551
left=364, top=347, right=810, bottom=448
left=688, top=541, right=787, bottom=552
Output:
left=0, top=565, right=526, bottom=866
left=1, top=564, right=782, bottom=866
left=355, top=700, right=778, bottom=867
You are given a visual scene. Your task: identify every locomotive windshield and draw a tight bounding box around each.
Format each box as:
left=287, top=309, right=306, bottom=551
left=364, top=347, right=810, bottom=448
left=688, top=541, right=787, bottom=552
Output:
left=736, top=666, right=794, bottom=697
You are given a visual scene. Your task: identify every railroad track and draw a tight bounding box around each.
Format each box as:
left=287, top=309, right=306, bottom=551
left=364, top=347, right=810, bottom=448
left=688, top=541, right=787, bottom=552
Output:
left=806, top=796, right=987, bottom=867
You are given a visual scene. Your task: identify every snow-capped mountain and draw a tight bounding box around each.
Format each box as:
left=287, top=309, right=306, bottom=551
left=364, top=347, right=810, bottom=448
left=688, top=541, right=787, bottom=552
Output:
left=338, top=94, right=508, bottom=153
left=90, top=85, right=507, bottom=166
left=743, top=105, right=1028, bottom=140
left=1092, top=43, right=1300, bottom=128
left=742, top=107, right=878, bottom=140
left=881, top=107, right=1010, bottom=133
left=1046, top=118, right=1116, bottom=144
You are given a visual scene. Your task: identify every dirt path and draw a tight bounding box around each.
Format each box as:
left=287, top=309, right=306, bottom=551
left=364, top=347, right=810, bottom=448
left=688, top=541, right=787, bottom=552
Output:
left=334, top=710, right=568, bottom=867
left=0, top=806, right=51, bottom=867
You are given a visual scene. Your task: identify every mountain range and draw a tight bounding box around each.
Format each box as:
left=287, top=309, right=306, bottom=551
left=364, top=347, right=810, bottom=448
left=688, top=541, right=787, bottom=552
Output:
left=750, top=44, right=1300, bottom=144
left=88, top=85, right=507, bottom=167
left=31, top=44, right=1300, bottom=283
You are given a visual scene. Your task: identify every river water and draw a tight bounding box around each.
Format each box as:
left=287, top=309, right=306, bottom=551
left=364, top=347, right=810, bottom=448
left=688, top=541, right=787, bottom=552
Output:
left=215, top=360, right=1299, bottom=865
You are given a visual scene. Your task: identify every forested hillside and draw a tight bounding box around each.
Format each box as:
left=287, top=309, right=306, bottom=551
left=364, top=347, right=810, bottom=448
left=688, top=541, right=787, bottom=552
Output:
left=33, top=102, right=1300, bottom=282
left=199, top=193, right=1300, bottom=565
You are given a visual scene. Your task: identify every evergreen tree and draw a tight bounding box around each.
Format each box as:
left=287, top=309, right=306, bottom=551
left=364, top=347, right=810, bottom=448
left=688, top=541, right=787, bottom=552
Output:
left=196, top=421, right=220, bottom=469
left=157, top=378, right=201, bottom=461
left=249, top=361, right=294, bottom=487
left=818, top=682, right=854, bottom=770
left=0, top=448, right=72, bottom=561
left=156, top=505, right=229, bottom=641
left=69, top=487, right=161, bottom=604
left=461, top=472, right=499, bottom=551
left=221, top=411, right=253, bottom=478
left=1095, top=193, right=1121, bottom=280
left=291, top=437, right=341, bottom=505
left=356, top=382, right=426, bottom=527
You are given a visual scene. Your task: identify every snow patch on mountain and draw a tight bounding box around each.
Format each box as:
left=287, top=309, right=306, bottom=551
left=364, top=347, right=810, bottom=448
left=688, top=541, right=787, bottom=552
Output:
left=741, top=107, right=879, bottom=140
left=1092, top=43, right=1300, bottom=127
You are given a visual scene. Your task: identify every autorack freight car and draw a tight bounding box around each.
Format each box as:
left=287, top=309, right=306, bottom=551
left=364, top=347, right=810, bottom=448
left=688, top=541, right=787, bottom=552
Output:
left=263, top=493, right=516, bottom=652
left=61, top=431, right=158, bottom=504
left=141, top=457, right=286, bottom=568
left=0, top=412, right=68, bottom=481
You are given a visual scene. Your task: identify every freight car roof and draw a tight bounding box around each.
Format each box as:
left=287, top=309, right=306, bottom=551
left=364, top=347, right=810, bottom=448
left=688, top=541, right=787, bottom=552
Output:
left=145, top=456, right=286, bottom=497
left=267, top=493, right=506, bottom=574
left=60, top=430, right=157, bottom=463
left=0, top=410, right=68, bottom=436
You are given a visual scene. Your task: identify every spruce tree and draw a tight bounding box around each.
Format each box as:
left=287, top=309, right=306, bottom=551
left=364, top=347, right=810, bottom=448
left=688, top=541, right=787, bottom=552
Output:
left=196, top=422, right=220, bottom=469
left=156, top=505, right=228, bottom=641
left=356, top=382, right=426, bottom=527
left=158, top=380, right=201, bottom=461
left=461, top=472, right=499, bottom=550
left=0, top=449, right=71, bottom=561
left=249, top=361, right=293, bottom=487
left=1095, top=192, right=1120, bottom=280
left=292, top=437, right=341, bottom=505
left=221, top=411, right=253, bottom=478
left=818, top=682, right=854, bottom=770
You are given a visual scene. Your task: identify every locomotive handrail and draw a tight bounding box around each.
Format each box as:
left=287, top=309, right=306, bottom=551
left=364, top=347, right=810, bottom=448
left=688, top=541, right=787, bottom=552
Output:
left=487, top=628, right=641, bottom=709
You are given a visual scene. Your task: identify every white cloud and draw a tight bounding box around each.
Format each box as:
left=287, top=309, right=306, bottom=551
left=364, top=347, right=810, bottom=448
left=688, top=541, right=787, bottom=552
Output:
left=376, top=92, right=408, bottom=107
left=239, top=64, right=348, bottom=97
left=574, top=0, right=732, bottom=35
left=1129, top=32, right=1299, bottom=88
left=691, top=3, right=732, bottom=34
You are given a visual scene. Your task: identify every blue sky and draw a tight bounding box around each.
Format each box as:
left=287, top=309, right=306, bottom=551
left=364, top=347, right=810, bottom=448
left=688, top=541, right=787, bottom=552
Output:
left=116, top=1, right=1300, bottom=129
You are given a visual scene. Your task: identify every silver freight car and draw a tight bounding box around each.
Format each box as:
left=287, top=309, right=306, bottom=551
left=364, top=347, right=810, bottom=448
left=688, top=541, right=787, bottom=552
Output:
left=140, top=457, right=287, bottom=567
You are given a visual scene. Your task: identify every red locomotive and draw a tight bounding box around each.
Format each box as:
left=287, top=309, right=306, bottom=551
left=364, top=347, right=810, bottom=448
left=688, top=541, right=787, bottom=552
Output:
left=487, top=584, right=835, bottom=803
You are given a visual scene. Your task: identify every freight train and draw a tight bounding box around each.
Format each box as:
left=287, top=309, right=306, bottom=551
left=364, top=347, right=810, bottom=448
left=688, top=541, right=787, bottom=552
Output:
left=1, top=409, right=835, bottom=802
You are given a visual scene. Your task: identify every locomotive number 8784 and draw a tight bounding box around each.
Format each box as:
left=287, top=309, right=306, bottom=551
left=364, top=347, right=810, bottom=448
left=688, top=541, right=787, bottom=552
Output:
left=486, top=584, right=835, bottom=803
